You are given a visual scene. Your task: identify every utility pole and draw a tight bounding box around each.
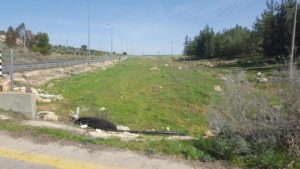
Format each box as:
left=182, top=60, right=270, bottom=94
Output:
left=118, top=34, right=123, bottom=54
left=171, top=41, right=174, bottom=57
left=290, top=0, right=298, bottom=77
left=10, top=49, right=14, bottom=91
left=86, top=0, right=91, bottom=64
left=106, top=24, right=113, bottom=54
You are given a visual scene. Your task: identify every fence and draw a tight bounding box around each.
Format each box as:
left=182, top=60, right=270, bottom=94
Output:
left=1, top=55, right=124, bottom=74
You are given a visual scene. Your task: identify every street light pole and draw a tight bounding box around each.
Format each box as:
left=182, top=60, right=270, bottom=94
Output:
left=171, top=41, right=174, bottom=57
left=106, top=24, right=113, bottom=54
left=290, top=0, right=298, bottom=77
left=118, top=33, right=123, bottom=54
left=86, top=0, right=91, bottom=64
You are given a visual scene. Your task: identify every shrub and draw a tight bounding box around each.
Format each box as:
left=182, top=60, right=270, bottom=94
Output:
left=208, top=70, right=300, bottom=168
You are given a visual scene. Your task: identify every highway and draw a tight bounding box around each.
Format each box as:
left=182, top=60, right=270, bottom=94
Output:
left=1, top=56, right=121, bottom=74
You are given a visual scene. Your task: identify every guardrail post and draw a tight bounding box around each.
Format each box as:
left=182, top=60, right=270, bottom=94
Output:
left=10, top=49, right=14, bottom=91
left=0, top=50, right=2, bottom=77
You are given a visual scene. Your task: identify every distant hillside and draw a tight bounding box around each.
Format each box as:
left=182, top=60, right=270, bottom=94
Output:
left=0, top=23, right=111, bottom=64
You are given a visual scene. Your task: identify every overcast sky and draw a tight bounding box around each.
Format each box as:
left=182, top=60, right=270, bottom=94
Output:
left=0, top=0, right=277, bottom=55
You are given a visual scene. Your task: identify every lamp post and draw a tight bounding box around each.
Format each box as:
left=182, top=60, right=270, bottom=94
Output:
left=171, top=41, right=174, bottom=57
left=86, top=0, right=91, bottom=64
left=106, top=24, right=113, bottom=54
left=290, top=0, right=298, bottom=77
left=118, top=33, right=123, bottom=54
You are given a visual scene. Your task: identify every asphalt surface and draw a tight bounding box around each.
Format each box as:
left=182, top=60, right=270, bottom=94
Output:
left=0, top=157, right=57, bottom=169
left=0, top=131, right=227, bottom=169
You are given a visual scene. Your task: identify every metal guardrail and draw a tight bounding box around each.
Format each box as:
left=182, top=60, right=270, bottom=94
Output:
left=1, top=56, right=125, bottom=74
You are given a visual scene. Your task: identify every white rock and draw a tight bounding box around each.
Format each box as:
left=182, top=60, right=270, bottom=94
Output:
left=259, top=78, right=269, bottom=83
left=31, top=88, right=39, bottom=97
left=20, top=87, right=26, bottom=91
left=221, top=77, right=227, bottom=81
left=39, top=94, right=63, bottom=101
left=37, top=111, right=59, bottom=122
left=99, top=107, right=106, bottom=111
left=117, top=126, right=130, bottom=131
left=13, top=87, right=20, bottom=91
left=256, top=72, right=262, bottom=77
left=96, top=129, right=103, bottom=133
left=214, top=85, right=222, bottom=92
left=37, top=97, right=52, bottom=103
left=178, top=67, right=182, bottom=70
left=166, top=127, right=170, bottom=131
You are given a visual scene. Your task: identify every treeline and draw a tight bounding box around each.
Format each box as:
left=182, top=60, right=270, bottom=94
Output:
left=184, top=0, right=300, bottom=60
left=3, top=23, right=51, bottom=55
left=1, top=23, right=108, bottom=56
left=51, top=45, right=109, bottom=56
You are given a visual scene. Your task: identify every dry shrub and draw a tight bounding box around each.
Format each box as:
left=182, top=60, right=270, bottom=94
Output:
left=209, top=70, right=300, bottom=157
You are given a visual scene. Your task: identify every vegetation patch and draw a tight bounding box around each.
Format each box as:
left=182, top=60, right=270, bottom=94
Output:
left=43, top=58, right=221, bottom=135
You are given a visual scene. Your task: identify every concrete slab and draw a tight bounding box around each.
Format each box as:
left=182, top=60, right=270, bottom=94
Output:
left=0, top=92, right=36, bottom=119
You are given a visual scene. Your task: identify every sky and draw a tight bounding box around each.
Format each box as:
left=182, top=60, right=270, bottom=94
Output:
left=0, top=0, right=276, bottom=55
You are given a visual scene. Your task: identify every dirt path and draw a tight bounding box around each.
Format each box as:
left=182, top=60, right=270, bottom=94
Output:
left=0, top=132, right=228, bottom=169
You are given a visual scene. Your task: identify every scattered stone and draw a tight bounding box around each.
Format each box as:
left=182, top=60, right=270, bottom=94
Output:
left=0, top=114, right=13, bottom=120
left=256, top=72, right=262, bottom=77
left=39, top=94, right=63, bottom=101
left=37, top=111, right=59, bottom=122
left=204, top=130, right=215, bottom=139
left=0, top=75, right=11, bottom=92
left=37, top=97, right=52, bottom=103
left=178, top=67, right=182, bottom=70
left=214, top=85, right=222, bottom=92
left=164, top=64, right=169, bottom=67
left=220, top=76, right=227, bottom=81
left=31, top=88, right=39, bottom=96
left=166, top=127, right=170, bottom=131
left=99, top=107, right=106, bottom=111
left=150, top=67, right=159, bottom=70
left=47, top=83, right=54, bottom=87
left=158, top=86, right=163, bottom=89
left=117, top=125, right=130, bottom=131
left=257, top=77, right=269, bottom=83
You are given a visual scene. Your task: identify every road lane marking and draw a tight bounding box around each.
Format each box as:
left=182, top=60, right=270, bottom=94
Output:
left=0, top=147, right=122, bottom=169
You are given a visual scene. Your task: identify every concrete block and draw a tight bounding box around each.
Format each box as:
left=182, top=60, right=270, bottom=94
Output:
left=0, top=93, right=36, bottom=119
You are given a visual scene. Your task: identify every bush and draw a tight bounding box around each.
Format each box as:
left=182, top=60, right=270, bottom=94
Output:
left=207, top=70, right=300, bottom=168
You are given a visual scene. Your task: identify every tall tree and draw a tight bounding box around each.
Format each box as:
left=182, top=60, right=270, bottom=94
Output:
left=15, top=23, right=27, bottom=48
left=30, top=32, right=51, bottom=55
left=5, top=26, right=17, bottom=47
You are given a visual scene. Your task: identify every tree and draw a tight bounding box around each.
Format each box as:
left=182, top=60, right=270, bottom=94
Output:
left=30, top=32, right=51, bottom=55
left=5, top=26, right=17, bottom=47
left=15, top=23, right=27, bottom=48
left=81, top=45, right=88, bottom=51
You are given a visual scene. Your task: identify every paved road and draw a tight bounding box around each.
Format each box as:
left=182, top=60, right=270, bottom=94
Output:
left=0, top=157, right=56, bottom=169
left=1, top=56, right=124, bottom=74
left=0, top=132, right=227, bottom=169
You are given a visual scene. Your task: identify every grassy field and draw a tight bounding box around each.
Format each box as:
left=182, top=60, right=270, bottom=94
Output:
left=42, top=57, right=222, bottom=135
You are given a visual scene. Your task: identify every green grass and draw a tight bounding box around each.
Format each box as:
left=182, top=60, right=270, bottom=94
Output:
left=0, top=120, right=206, bottom=160
left=43, top=57, right=222, bottom=135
